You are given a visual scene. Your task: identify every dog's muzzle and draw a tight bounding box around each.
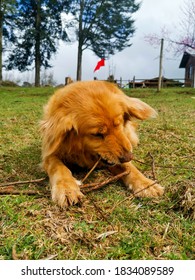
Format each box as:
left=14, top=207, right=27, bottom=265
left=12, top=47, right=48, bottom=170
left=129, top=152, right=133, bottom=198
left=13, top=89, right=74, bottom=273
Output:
left=119, top=152, right=134, bottom=163
left=101, top=152, right=134, bottom=166
left=101, top=158, right=116, bottom=166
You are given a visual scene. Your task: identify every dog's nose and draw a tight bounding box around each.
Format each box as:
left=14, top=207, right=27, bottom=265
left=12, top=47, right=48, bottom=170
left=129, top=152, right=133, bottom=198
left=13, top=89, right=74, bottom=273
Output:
left=119, top=152, right=134, bottom=163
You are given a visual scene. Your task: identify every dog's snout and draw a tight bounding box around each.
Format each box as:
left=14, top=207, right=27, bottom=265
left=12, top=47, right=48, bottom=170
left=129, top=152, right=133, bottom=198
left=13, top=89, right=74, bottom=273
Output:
left=119, top=152, right=134, bottom=163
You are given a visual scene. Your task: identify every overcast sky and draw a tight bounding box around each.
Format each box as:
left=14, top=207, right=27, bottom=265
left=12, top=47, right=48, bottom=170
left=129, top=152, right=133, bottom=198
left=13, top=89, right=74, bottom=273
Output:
left=6, top=0, right=186, bottom=84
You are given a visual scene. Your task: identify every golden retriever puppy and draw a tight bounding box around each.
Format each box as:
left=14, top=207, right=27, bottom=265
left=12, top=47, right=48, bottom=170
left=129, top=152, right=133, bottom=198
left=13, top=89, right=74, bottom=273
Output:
left=40, top=81, right=164, bottom=208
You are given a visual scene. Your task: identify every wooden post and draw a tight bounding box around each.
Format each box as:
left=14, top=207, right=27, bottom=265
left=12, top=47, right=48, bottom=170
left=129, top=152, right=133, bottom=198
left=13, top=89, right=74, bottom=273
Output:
left=157, top=38, right=164, bottom=92
left=133, top=76, right=135, bottom=88
left=120, top=77, right=122, bottom=87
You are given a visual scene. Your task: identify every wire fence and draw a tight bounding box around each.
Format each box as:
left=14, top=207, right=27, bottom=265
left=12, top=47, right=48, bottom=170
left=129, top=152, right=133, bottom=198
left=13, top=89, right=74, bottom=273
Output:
left=114, top=77, right=187, bottom=88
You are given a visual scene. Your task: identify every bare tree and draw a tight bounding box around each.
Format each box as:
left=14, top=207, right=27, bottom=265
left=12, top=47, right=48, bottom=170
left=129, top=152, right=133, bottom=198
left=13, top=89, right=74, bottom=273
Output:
left=145, top=0, right=195, bottom=54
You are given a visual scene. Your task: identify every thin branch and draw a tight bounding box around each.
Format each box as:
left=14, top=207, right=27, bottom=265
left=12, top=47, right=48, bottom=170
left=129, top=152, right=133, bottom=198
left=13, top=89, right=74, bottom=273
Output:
left=110, top=173, right=172, bottom=213
left=87, top=197, right=114, bottom=229
left=81, top=170, right=129, bottom=192
left=0, top=171, right=129, bottom=196
left=0, top=178, right=46, bottom=187
left=148, top=152, right=156, bottom=180
left=1, top=155, right=194, bottom=189
left=133, top=158, right=195, bottom=170
left=81, top=157, right=101, bottom=183
left=0, top=186, right=49, bottom=196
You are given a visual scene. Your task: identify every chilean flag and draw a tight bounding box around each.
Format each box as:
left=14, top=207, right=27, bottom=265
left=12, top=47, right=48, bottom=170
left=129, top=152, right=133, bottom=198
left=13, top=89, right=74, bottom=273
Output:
left=94, top=58, right=105, bottom=72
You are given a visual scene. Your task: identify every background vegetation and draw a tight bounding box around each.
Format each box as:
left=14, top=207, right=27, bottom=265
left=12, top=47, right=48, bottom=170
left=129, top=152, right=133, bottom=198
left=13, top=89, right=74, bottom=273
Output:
left=0, top=86, right=194, bottom=260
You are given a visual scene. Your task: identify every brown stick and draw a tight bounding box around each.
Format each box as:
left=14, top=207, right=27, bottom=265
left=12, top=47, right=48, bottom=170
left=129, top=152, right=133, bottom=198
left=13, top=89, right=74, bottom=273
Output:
left=81, top=170, right=129, bottom=192
left=1, top=157, right=194, bottom=189
left=0, top=186, right=49, bottom=196
left=110, top=173, right=172, bottom=213
left=81, top=157, right=101, bottom=183
left=133, top=158, right=195, bottom=170
left=0, top=171, right=129, bottom=196
left=0, top=178, right=46, bottom=187
left=0, top=158, right=101, bottom=189
left=148, top=152, right=156, bottom=180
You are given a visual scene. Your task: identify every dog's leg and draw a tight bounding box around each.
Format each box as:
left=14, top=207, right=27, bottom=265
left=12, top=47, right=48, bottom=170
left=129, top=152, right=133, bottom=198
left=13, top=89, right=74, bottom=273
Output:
left=43, top=155, right=84, bottom=208
left=110, top=162, right=164, bottom=197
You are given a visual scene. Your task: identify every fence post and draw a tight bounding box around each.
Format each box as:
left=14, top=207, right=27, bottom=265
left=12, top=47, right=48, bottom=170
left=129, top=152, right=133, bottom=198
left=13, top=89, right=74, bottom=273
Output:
left=120, top=77, right=122, bottom=87
left=133, top=76, right=135, bottom=88
left=158, top=38, right=164, bottom=92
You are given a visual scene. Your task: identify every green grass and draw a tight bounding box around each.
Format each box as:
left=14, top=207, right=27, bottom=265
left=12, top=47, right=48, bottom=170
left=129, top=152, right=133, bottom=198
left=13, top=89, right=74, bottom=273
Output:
left=0, top=86, right=195, bottom=260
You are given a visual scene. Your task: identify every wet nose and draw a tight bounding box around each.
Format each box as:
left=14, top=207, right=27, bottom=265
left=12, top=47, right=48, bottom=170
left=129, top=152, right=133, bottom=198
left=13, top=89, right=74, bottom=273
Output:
left=119, top=152, right=134, bottom=163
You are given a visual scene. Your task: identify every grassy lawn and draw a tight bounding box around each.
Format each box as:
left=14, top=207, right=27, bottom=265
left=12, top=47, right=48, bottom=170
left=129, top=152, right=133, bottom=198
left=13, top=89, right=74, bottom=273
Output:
left=0, top=86, right=195, bottom=260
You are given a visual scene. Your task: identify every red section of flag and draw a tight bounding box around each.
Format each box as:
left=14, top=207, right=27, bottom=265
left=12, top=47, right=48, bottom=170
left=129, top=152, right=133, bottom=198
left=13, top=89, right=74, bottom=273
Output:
left=94, top=58, right=105, bottom=72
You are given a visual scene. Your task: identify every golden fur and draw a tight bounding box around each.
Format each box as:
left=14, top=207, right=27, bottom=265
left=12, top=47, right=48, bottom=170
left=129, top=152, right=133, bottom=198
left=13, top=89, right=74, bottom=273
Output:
left=40, top=81, right=164, bottom=207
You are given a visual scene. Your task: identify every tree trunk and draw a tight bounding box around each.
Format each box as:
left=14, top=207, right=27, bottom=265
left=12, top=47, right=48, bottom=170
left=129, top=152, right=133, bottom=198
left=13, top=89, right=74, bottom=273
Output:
left=77, top=43, right=82, bottom=81
left=35, top=0, right=41, bottom=87
left=0, top=0, right=3, bottom=83
left=76, top=0, right=84, bottom=81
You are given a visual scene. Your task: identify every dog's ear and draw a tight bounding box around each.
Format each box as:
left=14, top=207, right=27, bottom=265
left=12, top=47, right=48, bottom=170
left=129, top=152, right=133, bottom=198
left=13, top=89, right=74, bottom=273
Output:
left=120, top=95, right=158, bottom=120
left=40, top=113, right=77, bottom=157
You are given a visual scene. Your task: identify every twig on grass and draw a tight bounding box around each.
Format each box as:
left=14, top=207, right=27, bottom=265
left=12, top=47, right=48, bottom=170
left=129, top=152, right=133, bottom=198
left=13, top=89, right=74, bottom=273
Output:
left=0, top=186, right=50, bottom=196
left=0, top=157, right=172, bottom=227
left=81, top=170, right=129, bottom=192
left=133, top=158, right=195, bottom=170
left=0, top=159, right=128, bottom=228
left=0, top=178, right=46, bottom=187
left=87, top=197, right=115, bottom=229
left=81, top=157, right=101, bottom=183
left=0, top=171, right=129, bottom=196
left=110, top=173, right=172, bottom=213
left=1, top=154, right=194, bottom=191
left=148, top=152, right=156, bottom=180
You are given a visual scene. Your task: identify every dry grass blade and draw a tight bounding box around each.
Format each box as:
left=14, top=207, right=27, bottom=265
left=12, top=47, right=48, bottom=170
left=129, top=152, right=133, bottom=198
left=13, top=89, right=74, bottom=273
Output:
left=96, top=231, right=118, bottom=240
left=162, top=223, right=170, bottom=240
left=12, top=245, right=19, bottom=260
left=41, top=254, right=58, bottom=260
left=12, top=245, right=28, bottom=260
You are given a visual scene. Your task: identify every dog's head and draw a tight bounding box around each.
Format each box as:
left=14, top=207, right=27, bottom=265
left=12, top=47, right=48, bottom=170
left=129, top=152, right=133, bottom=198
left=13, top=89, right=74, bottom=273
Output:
left=41, top=81, right=157, bottom=167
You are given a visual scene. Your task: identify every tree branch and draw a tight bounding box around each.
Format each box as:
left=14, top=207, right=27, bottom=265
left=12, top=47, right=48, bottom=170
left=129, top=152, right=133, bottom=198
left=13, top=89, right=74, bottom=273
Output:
left=0, top=171, right=129, bottom=196
left=0, top=178, right=46, bottom=187
left=81, top=170, right=129, bottom=192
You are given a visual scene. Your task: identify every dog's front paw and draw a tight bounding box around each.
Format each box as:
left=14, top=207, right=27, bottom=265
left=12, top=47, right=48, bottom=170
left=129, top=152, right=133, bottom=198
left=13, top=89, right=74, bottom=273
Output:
left=129, top=179, right=164, bottom=197
left=51, top=180, right=84, bottom=208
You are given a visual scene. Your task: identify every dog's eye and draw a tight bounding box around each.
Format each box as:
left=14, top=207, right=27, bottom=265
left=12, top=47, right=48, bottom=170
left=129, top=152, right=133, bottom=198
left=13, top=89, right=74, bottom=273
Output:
left=91, top=133, right=104, bottom=139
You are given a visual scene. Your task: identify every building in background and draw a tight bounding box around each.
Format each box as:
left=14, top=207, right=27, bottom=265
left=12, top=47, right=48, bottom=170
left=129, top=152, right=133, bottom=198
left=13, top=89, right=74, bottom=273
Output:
left=179, top=52, right=195, bottom=88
